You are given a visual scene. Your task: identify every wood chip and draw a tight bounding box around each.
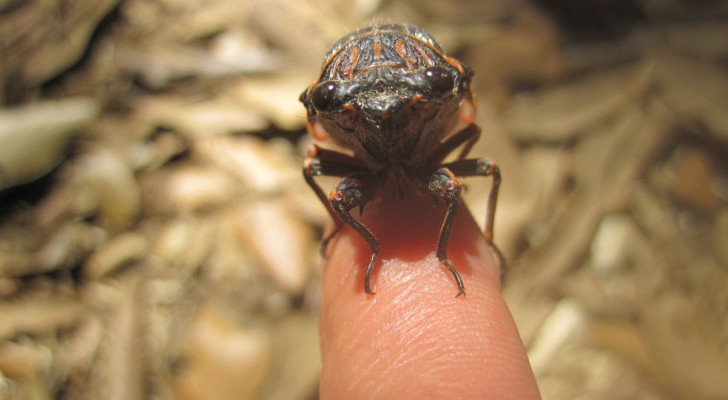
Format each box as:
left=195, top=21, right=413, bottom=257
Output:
left=0, top=299, right=85, bottom=340
left=0, top=98, right=100, bottom=190
left=84, top=233, right=148, bottom=280
left=172, top=305, right=272, bottom=400
left=233, top=200, right=314, bottom=295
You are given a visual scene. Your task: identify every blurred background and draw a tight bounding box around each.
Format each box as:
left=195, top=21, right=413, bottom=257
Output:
left=1, top=0, right=727, bottom=399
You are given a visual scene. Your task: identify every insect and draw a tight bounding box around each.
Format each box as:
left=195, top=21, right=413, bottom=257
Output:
left=301, top=24, right=502, bottom=297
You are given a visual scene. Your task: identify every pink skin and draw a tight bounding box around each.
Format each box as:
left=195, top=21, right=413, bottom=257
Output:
left=319, top=182, right=541, bottom=399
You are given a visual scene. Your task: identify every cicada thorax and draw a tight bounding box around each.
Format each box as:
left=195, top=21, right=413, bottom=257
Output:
left=320, top=26, right=445, bottom=80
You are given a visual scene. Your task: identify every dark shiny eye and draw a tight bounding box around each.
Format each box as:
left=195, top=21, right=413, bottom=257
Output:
left=310, top=81, right=341, bottom=112
left=424, top=67, right=454, bottom=96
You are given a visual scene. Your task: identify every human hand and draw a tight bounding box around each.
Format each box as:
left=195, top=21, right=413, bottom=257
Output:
left=318, top=186, right=541, bottom=399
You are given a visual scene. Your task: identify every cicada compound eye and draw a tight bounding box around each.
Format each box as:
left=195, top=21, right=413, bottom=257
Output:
left=309, top=81, right=342, bottom=113
left=424, top=67, right=455, bottom=96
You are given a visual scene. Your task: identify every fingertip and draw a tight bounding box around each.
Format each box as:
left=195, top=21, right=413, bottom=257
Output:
left=318, top=191, right=540, bottom=399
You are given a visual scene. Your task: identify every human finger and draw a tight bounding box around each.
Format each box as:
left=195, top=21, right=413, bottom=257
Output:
left=318, top=187, right=541, bottom=399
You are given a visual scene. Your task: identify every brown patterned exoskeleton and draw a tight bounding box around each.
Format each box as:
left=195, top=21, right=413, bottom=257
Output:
left=301, top=24, right=503, bottom=297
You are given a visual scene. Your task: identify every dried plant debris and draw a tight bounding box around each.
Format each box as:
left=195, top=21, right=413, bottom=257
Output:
left=0, top=0, right=726, bottom=399
left=0, top=99, right=100, bottom=190
left=0, top=0, right=120, bottom=97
